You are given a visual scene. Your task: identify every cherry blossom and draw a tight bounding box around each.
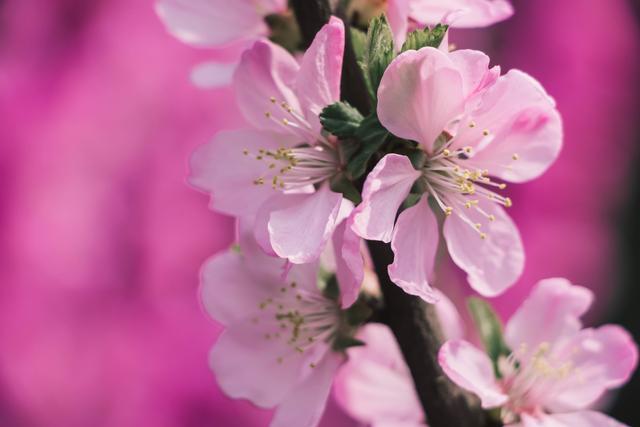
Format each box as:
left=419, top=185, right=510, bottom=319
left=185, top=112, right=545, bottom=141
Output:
left=352, top=46, right=562, bottom=301
left=202, top=229, right=364, bottom=427
left=188, top=17, right=353, bottom=265
left=155, top=0, right=288, bottom=87
left=439, top=278, right=638, bottom=427
left=349, top=0, right=513, bottom=47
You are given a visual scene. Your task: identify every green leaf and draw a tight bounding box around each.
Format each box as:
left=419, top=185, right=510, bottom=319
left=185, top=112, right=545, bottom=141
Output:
left=401, top=24, right=449, bottom=52
left=467, top=297, right=511, bottom=377
left=350, top=27, right=367, bottom=64
left=322, top=274, right=340, bottom=302
left=344, top=299, right=373, bottom=326
left=347, top=114, right=389, bottom=179
left=320, top=101, right=364, bottom=138
left=332, top=336, right=365, bottom=351
left=330, top=173, right=362, bottom=205
left=364, top=14, right=395, bottom=98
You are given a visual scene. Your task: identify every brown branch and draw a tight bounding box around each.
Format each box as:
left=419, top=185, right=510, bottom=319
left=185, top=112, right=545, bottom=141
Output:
left=368, top=241, right=496, bottom=427
left=291, top=1, right=497, bottom=426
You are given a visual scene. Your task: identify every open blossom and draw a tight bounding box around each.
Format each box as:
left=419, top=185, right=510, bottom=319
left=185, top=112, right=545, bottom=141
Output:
left=350, top=0, right=513, bottom=47
left=189, top=17, right=356, bottom=266
left=155, top=0, right=288, bottom=87
left=334, top=294, right=464, bottom=427
left=439, top=278, right=638, bottom=427
left=352, top=46, right=562, bottom=301
left=202, top=229, right=364, bottom=427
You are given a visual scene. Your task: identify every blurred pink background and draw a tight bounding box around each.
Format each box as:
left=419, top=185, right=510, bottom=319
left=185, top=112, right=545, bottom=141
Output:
left=0, top=0, right=638, bottom=426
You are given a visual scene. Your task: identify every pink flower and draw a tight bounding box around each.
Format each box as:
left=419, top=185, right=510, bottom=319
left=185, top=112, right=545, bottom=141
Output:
left=188, top=17, right=352, bottom=266
left=202, top=230, right=364, bottom=427
left=363, top=0, right=514, bottom=47
left=155, top=0, right=288, bottom=87
left=353, top=46, right=562, bottom=301
left=334, top=293, right=464, bottom=426
left=439, top=278, right=638, bottom=426
left=408, top=0, right=513, bottom=28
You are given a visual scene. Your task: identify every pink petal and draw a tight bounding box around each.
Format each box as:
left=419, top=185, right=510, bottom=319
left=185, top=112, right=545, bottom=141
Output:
left=200, top=249, right=281, bottom=326
left=455, top=70, right=563, bottom=183
left=210, top=314, right=308, bottom=408
left=448, top=49, right=498, bottom=98
left=505, top=278, right=593, bottom=353
left=517, top=411, right=628, bottom=427
left=334, top=324, right=423, bottom=426
left=544, top=325, right=638, bottom=411
left=155, top=0, right=268, bottom=47
left=434, top=290, right=466, bottom=340
left=233, top=39, right=305, bottom=134
left=188, top=129, right=284, bottom=216
left=295, top=16, right=345, bottom=134
left=387, top=0, right=411, bottom=48
left=409, top=0, right=514, bottom=28
left=352, top=154, right=421, bottom=243
left=271, top=353, right=344, bottom=427
left=262, top=185, right=344, bottom=264
left=438, top=340, right=508, bottom=408
left=333, top=215, right=364, bottom=308
left=388, top=197, right=439, bottom=303
left=443, top=201, right=524, bottom=296
left=377, top=48, right=465, bottom=153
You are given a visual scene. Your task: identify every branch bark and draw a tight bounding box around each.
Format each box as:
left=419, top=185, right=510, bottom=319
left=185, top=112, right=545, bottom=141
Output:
left=292, top=1, right=497, bottom=426
left=368, top=241, right=495, bottom=427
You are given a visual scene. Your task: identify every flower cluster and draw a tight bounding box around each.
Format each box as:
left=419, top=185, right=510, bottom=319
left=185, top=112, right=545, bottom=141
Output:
left=158, top=1, right=638, bottom=426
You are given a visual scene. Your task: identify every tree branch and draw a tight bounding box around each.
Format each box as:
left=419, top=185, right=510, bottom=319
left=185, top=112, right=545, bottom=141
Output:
left=292, top=1, right=496, bottom=426
left=368, top=241, right=495, bottom=427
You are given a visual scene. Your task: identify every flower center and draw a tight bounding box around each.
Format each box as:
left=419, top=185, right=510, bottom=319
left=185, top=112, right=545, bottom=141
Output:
left=244, top=144, right=339, bottom=191
left=255, top=281, right=340, bottom=368
left=497, top=342, right=579, bottom=423
left=420, top=131, right=518, bottom=240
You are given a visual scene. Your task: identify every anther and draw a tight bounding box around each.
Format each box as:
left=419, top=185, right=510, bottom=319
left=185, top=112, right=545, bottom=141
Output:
left=480, top=233, right=487, bottom=240
left=483, top=129, right=490, bottom=136
left=269, top=97, right=277, bottom=103
left=504, top=197, right=513, bottom=208
left=444, top=207, right=453, bottom=216
left=512, top=153, right=519, bottom=161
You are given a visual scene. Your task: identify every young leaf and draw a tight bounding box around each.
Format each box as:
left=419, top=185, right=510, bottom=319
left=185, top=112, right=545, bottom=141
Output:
left=332, top=336, right=365, bottom=351
left=347, top=114, right=389, bottom=179
left=330, top=173, right=362, bottom=205
left=365, top=14, right=395, bottom=97
left=349, top=27, right=367, bottom=64
left=467, top=297, right=511, bottom=377
left=401, top=24, right=449, bottom=52
left=320, top=101, right=364, bottom=138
